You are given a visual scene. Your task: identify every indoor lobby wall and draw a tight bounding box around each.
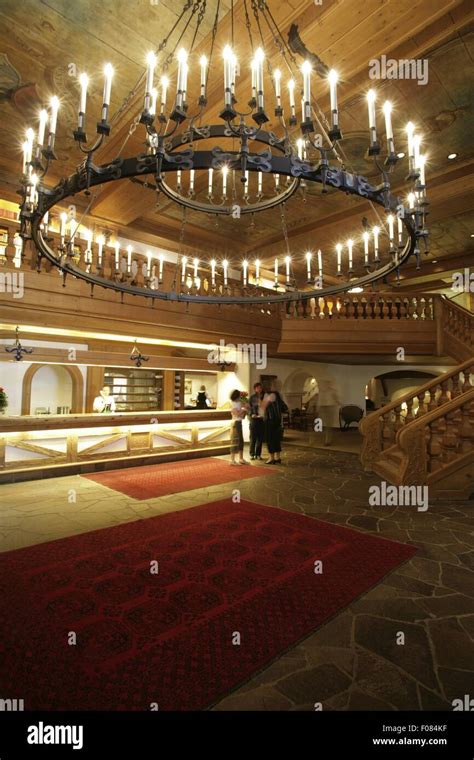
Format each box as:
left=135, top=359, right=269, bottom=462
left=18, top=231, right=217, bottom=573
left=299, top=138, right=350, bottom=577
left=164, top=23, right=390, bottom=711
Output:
left=250, top=358, right=452, bottom=425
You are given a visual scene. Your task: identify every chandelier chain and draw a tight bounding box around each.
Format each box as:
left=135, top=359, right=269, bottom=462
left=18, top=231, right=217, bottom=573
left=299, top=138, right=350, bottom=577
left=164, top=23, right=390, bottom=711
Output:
left=243, top=0, right=254, bottom=54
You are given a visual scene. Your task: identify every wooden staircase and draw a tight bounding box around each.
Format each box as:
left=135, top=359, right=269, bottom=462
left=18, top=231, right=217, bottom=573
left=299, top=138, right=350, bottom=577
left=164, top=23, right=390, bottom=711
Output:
left=360, top=301, right=474, bottom=496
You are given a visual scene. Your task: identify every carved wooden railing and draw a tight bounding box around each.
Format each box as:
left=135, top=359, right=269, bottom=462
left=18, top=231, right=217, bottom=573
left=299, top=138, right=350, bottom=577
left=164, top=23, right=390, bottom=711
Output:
left=441, top=297, right=474, bottom=361
left=282, top=292, right=436, bottom=320
left=360, top=358, right=474, bottom=470
left=396, top=389, right=474, bottom=486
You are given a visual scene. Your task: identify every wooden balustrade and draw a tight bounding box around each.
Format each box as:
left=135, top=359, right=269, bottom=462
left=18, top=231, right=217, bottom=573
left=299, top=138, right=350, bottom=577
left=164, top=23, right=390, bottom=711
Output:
left=282, top=293, right=435, bottom=321
left=441, top=298, right=474, bottom=361
left=360, top=358, right=474, bottom=470
left=396, top=389, right=474, bottom=486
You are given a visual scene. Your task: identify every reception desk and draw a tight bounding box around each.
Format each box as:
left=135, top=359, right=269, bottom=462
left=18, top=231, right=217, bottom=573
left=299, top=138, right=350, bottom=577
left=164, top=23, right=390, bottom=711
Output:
left=0, top=410, right=232, bottom=482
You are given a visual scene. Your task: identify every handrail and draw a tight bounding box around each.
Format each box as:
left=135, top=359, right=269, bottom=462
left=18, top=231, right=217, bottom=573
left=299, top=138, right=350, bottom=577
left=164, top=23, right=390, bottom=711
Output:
left=396, top=388, right=474, bottom=485
left=360, top=357, right=474, bottom=469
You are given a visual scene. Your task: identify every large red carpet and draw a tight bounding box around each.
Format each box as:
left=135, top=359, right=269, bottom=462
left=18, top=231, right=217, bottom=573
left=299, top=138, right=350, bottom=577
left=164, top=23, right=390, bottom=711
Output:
left=0, top=500, right=417, bottom=710
left=83, top=457, right=274, bottom=499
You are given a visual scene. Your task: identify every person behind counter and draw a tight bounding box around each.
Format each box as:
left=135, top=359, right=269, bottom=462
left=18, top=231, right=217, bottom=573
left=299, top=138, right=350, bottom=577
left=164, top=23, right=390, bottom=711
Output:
left=229, top=388, right=249, bottom=466
left=195, top=385, right=211, bottom=409
left=92, top=386, right=116, bottom=413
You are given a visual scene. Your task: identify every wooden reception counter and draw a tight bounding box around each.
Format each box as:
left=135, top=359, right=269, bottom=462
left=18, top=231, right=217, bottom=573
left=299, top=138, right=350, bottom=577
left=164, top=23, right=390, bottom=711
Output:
left=0, top=410, right=232, bottom=482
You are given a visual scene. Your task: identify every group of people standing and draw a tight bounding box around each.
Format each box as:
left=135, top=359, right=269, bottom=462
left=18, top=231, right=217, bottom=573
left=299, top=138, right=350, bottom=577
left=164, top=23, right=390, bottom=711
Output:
left=229, top=382, right=288, bottom=466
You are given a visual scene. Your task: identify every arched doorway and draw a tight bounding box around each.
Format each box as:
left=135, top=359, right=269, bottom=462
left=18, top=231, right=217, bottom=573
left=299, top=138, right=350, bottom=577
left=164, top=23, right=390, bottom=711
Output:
left=22, top=364, right=84, bottom=415
left=283, top=369, right=319, bottom=412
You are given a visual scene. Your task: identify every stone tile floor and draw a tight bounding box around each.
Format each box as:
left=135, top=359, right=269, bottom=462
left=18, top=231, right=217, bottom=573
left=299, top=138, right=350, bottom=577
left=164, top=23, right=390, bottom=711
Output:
left=0, top=446, right=473, bottom=711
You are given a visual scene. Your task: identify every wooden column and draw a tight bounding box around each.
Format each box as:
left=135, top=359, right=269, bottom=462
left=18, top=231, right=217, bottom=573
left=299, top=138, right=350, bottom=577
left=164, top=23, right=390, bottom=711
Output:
left=85, top=366, right=104, bottom=412
left=162, top=370, right=175, bottom=410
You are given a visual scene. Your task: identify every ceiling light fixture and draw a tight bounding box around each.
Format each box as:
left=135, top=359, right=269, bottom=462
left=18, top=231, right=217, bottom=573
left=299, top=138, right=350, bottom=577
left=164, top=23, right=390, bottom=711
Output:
left=17, top=0, right=429, bottom=305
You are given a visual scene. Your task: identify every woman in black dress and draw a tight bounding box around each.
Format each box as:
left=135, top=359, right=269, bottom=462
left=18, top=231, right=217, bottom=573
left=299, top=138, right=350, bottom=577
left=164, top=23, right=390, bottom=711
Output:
left=262, top=387, right=288, bottom=464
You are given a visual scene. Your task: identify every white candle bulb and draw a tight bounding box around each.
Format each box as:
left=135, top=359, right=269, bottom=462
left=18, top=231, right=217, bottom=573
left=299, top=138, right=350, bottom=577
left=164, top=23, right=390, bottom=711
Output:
left=177, top=169, right=182, bottom=189
left=258, top=170, right=262, bottom=195
left=79, top=72, right=88, bottom=117
left=413, top=135, right=422, bottom=172
left=145, top=52, right=156, bottom=106
left=254, top=47, right=265, bottom=109
left=25, top=128, right=34, bottom=164
left=102, top=64, right=113, bottom=107
left=301, top=60, right=312, bottom=121
left=397, top=216, right=403, bottom=245
left=69, top=216, right=76, bottom=243
left=243, top=259, right=248, bottom=286
left=159, top=254, right=164, bottom=279
left=387, top=214, right=395, bottom=244
left=255, top=259, right=260, bottom=284
left=223, top=45, right=233, bottom=108
left=49, top=96, right=59, bottom=135
left=127, top=244, right=132, bottom=271
left=288, top=78, right=295, bottom=117
left=160, top=76, right=169, bottom=114
left=317, top=249, right=322, bottom=277
left=150, top=88, right=158, bottom=116
left=273, top=68, right=281, bottom=107
left=328, top=69, right=339, bottom=129
left=297, top=138, right=304, bottom=160
left=96, top=234, right=104, bottom=266
left=189, top=169, right=195, bottom=194
left=367, top=89, right=377, bottom=146
left=222, top=165, right=228, bottom=197
left=347, top=239, right=353, bottom=270
left=285, top=255, right=291, bottom=283
left=244, top=170, right=249, bottom=195
left=210, top=258, right=216, bottom=287
left=38, top=109, right=48, bottom=147
left=306, top=251, right=312, bottom=279
left=373, top=226, right=380, bottom=259
left=60, top=212, right=67, bottom=240
left=363, top=231, right=369, bottom=265
left=176, top=48, right=188, bottom=108
left=336, top=243, right=342, bottom=274
left=383, top=100, right=394, bottom=154
left=222, top=258, right=228, bottom=286
left=208, top=167, right=213, bottom=196
left=418, top=155, right=426, bottom=187
left=199, top=55, right=208, bottom=98
left=193, top=257, right=199, bottom=280
left=408, top=192, right=416, bottom=210
left=406, top=121, right=415, bottom=160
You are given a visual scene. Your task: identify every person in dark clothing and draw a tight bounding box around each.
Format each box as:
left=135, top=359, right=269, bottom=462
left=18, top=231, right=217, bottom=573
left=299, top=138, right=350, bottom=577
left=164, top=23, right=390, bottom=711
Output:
left=261, top=386, right=289, bottom=464
left=195, top=385, right=210, bottom=409
left=248, top=382, right=265, bottom=460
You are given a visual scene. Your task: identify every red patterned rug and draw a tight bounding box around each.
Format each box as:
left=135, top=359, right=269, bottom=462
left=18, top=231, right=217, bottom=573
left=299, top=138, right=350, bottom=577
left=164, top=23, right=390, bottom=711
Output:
left=0, top=500, right=416, bottom=710
left=83, top=457, right=274, bottom=499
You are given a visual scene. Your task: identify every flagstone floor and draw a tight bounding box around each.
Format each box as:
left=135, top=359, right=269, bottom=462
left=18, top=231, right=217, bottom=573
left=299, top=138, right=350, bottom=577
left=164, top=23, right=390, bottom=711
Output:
left=1, top=446, right=473, bottom=711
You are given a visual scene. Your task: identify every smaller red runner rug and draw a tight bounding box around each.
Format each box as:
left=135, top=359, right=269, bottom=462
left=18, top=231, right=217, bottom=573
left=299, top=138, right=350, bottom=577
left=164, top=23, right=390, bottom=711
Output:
left=0, top=500, right=416, bottom=711
left=83, top=457, right=274, bottom=499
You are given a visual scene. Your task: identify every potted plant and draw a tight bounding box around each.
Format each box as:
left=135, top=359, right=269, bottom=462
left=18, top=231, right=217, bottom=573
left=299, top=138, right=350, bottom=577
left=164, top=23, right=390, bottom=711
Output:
left=0, top=387, right=8, bottom=414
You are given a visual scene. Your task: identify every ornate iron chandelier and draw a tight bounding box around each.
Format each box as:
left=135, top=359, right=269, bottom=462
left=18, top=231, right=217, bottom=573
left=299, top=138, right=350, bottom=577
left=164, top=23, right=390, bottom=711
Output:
left=17, top=0, right=429, bottom=305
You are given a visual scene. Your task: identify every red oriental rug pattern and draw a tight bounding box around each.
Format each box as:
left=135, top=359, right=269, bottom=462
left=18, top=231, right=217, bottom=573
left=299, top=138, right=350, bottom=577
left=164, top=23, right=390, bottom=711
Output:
left=0, top=500, right=417, bottom=710
left=83, top=457, right=274, bottom=499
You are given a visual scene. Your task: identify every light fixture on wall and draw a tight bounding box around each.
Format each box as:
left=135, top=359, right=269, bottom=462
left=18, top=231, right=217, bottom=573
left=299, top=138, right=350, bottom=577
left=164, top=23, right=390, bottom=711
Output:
left=18, top=1, right=429, bottom=305
left=4, top=326, right=34, bottom=362
left=129, top=340, right=149, bottom=368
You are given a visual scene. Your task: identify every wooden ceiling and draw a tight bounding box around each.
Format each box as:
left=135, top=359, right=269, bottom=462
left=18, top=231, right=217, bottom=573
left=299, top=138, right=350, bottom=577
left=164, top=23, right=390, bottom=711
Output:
left=0, top=0, right=473, bottom=289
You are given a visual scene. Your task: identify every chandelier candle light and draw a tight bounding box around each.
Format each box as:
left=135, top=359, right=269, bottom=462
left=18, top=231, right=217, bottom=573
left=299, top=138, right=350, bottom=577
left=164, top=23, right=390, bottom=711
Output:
left=18, top=0, right=429, bottom=305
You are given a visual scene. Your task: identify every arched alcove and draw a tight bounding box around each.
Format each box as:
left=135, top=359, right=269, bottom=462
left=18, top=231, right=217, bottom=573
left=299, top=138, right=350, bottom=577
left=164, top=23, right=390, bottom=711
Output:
left=366, top=369, right=438, bottom=411
left=283, top=369, right=319, bottom=412
left=22, top=364, right=84, bottom=415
